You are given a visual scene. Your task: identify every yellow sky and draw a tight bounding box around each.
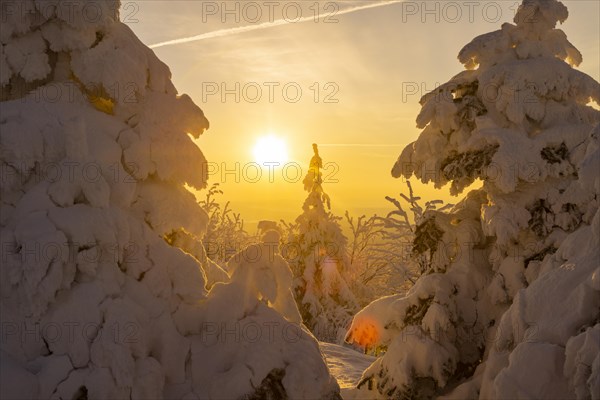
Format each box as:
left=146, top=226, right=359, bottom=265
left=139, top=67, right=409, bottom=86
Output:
left=124, top=1, right=600, bottom=230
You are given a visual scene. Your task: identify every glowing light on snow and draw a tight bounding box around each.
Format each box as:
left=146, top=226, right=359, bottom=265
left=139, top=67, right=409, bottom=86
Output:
left=253, top=135, right=289, bottom=165
left=347, top=317, right=380, bottom=352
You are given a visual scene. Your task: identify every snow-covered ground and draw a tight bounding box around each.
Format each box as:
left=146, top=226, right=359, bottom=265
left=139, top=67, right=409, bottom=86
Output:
left=320, top=342, right=375, bottom=398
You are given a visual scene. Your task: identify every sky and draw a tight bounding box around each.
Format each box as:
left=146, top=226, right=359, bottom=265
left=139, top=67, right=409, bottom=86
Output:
left=122, top=0, right=600, bottom=229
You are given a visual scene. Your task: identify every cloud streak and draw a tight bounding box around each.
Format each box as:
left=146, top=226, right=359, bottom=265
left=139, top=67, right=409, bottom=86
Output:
left=149, top=1, right=403, bottom=49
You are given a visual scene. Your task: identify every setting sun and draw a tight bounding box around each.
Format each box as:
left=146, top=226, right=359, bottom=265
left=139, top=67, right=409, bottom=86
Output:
left=253, top=135, right=289, bottom=165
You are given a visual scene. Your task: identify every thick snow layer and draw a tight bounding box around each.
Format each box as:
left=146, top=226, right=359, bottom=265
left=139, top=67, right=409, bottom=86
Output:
left=478, top=209, right=600, bottom=399
left=182, top=232, right=340, bottom=399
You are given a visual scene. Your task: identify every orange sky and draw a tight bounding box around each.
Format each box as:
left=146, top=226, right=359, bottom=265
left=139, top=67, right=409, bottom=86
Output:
left=124, top=0, right=600, bottom=230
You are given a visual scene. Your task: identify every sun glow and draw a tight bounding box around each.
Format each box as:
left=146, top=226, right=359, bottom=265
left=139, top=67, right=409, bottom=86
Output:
left=346, top=317, right=380, bottom=353
left=253, top=135, right=289, bottom=165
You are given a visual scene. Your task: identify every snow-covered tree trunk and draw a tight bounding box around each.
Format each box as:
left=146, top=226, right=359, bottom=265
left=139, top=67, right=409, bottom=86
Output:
left=347, top=0, right=600, bottom=398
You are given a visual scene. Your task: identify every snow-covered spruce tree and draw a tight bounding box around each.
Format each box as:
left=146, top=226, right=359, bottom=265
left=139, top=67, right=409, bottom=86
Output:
left=0, top=2, right=339, bottom=399
left=346, top=0, right=600, bottom=398
left=283, top=144, right=358, bottom=343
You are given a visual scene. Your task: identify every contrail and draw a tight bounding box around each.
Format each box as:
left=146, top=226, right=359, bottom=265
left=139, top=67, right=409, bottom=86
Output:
left=149, top=1, right=403, bottom=49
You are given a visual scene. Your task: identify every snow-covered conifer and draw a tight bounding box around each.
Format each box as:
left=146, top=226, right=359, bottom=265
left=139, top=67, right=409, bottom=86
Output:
left=284, top=144, right=358, bottom=342
left=0, top=2, right=339, bottom=398
left=347, top=0, right=600, bottom=397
